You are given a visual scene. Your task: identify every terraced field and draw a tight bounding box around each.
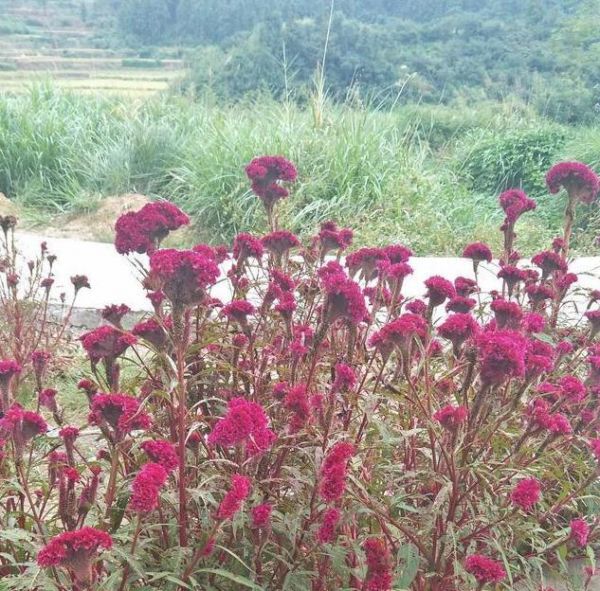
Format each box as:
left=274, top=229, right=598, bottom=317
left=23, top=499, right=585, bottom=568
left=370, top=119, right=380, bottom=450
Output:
left=0, top=0, right=187, bottom=97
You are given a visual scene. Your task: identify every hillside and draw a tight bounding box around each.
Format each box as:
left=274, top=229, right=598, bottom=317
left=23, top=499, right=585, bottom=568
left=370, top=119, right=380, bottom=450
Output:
left=0, top=0, right=186, bottom=96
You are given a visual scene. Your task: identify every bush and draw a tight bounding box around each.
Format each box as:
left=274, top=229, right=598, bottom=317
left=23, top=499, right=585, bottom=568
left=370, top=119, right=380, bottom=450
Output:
left=459, top=127, right=566, bottom=196
left=1, top=156, right=600, bottom=590
left=121, top=58, right=164, bottom=68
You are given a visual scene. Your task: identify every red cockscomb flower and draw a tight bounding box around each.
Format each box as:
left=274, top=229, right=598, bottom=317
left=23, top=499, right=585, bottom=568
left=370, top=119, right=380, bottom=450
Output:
left=129, top=462, right=169, bottom=513
left=101, top=304, right=130, bottom=327
left=132, top=317, right=171, bottom=349
left=477, top=330, right=527, bottom=385
left=88, top=393, right=151, bottom=435
left=424, top=276, right=455, bottom=307
left=433, top=405, right=468, bottom=430
left=363, top=538, right=393, bottom=591
left=149, top=248, right=220, bottom=306
left=115, top=201, right=189, bottom=255
left=79, top=325, right=137, bottom=363
left=570, top=519, right=590, bottom=547
left=532, top=250, right=568, bottom=277
left=233, top=232, right=264, bottom=263
left=437, top=313, right=479, bottom=350
left=464, top=554, right=506, bottom=584
left=217, top=474, right=251, bottom=520
left=208, top=397, right=275, bottom=455
left=320, top=266, right=368, bottom=326
left=245, top=155, right=297, bottom=210
left=251, top=503, right=272, bottom=529
left=546, top=161, right=600, bottom=204
left=499, top=189, right=536, bottom=223
left=510, top=477, right=542, bottom=511
left=463, top=242, right=493, bottom=264
left=319, top=441, right=355, bottom=502
left=141, top=439, right=179, bottom=472
left=37, top=527, right=112, bottom=584
left=317, top=507, right=341, bottom=543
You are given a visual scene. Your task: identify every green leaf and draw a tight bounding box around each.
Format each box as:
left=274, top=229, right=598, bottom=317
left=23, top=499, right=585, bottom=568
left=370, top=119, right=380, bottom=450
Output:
left=194, top=569, right=264, bottom=590
left=395, top=543, right=420, bottom=588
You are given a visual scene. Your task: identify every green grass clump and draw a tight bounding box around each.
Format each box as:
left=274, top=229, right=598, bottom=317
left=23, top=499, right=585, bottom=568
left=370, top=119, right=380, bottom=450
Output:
left=0, top=85, right=599, bottom=255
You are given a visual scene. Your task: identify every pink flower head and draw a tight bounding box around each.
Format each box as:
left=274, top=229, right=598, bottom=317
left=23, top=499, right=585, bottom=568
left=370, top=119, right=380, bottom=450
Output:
left=319, top=441, right=355, bottom=502
left=222, top=300, right=255, bottom=322
left=0, top=359, right=21, bottom=385
left=548, top=412, right=572, bottom=435
left=79, top=325, right=137, bottom=363
left=437, top=313, right=479, bottom=348
left=149, top=248, right=220, bottom=306
left=433, top=405, right=468, bottom=430
left=383, top=243, right=412, bottom=264
left=129, top=462, right=169, bottom=513
left=499, top=189, right=537, bottom=223
left=38, top=388, right=58, bottom=412
left=317, top=507, right=341, bottom=543
left=586, top=310, right=600, bottom=334
left=532, top=250, right=568, bottom=277
left=372, top=313, right=427, bottom=356
left=523, top=312, right=546, bottom=334
left=477, top=330, right=527, bottom=385
left=590, top=438, right=600, bottom=462
left=332, top=362, right=356, bottom=392
left=546, top=161, right=600, bottom=204
left=59, top=425, right=79, bottom=442
left=454, top=276, right=478, bottom=297
left=0, top=404, right=47, bottom=440
left=346, top=247, right=388, bottom=281
left=526, top=283, right=555, bottom=304
left=490, top=298, right=523, bottom=330
left=559, top=375, right=587, bottom=403
left=463, top=242, right=492, bottom=263
left=570, top=518, right=590, bottom=547
left=317, top=221, right=353, bottom=255
left=497, top=264, right=527, bottom=293
left=233, top=232, right=264, bottom=263
left=37, top=527, right=112, bottom=584
left=261, top=231, right=300, bottom=256
left=88, top=393, right=152, bottom=435
left=424, top=275, right=455, bottom=307
left=141, top=439, right=179, bottom=472
left=405, top=299, right=427, bottom=315
left=446, top=296, right=476, bottom=313
left=283, top=384, right=311, bottom=431
left=115, top=201, right=189, bottom=255
left=363, top=538, right=393, bottom=591
left=245, top=155, right=297, bottom=209
left=208, top=397, right=275, bottom=455
left=217, top=474, right=251, bottom=520
left=132, top=317, right=171, bottom=349
left=101, top=304, right=130, bottom=327
left=525, top=339, right=555, bottom=379
left=464, top=554, right=506, bottom=584
left=320, top=266, right=368, bottom=325
left=251, top=503, right=272, bottom=529
left=510, top=477, right=542, bottom=511
left=71, top=275, right=90, bottom=292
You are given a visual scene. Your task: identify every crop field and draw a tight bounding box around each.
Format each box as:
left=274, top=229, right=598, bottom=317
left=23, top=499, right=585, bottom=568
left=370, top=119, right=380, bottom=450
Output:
left=0, top=0, right=187, bottom=97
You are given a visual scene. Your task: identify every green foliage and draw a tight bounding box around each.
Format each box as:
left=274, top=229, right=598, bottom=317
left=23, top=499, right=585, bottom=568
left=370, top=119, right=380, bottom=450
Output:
left=458, top=127, right=566, bottom=196
left=1, top=87, right=599, bottom=254
left=121, top=58, right=164, bottom=68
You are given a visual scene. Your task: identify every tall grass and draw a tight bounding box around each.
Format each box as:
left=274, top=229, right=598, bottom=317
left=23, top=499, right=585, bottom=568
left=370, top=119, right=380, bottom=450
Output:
left=1, top=85, right=599, bottom=254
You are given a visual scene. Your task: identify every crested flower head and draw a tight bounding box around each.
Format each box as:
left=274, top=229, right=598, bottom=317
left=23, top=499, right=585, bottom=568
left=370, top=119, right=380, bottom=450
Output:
left=208, top=397, right=275, bottom=456
left=319, top=441, right=355, bottom=502
left=245, top=155, right=297, bottom=209
left=437, top=313, right=479, bottom=348
left=433, top=405, right=468, bottom=430
left=141, top=439, right=179, bottom=472
left=490, top=298, right=523, bottom=329
left=510, top=477, right=542, bottom=511
left=149, top=248, right=220, bottom=306
left=346, top=247, right=388, bottom=281
left=129, top=462, right=169, bottom=513
left=570, top=519, right=590, bottom=547
left=88, top=393, right=152, bottom=435
left=424, top=276, right=455, bottom=307
left=320, top=266, right=368, bottom=325
left=261, top=231, right=300, bottom=256
left=115, top=201, right=189, bottom=255
left=251, top=503, right=273, bottom=529
left=217, top=474, right=252, bottom=520
left=546, top=161, right=600, bottom=204
left=79, top=325, right=137, bottom=363
left=532, top=250, right=568, bottom=276
left=477, top=330, right=527, bottom=385
left=233, top=232, right=264, bottom=263
left=317, top=507, right=341, bottom=543
left=317, top=221, right=353, bottom=255
left=464, top=554, right=506, bottom=584
left=363, top=538, right=393, bottom=591
left=463, top=242, right=492, bottom=263
left=499, top=189, right=536, bottom=223
left=37, top=527, right=112, bottom=584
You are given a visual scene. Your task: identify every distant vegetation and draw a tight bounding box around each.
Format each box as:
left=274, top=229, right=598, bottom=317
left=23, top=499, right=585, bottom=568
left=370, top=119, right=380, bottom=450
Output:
left=110, top=0, right=600, bottom=123
left=2, top=88, right=600, bottom=254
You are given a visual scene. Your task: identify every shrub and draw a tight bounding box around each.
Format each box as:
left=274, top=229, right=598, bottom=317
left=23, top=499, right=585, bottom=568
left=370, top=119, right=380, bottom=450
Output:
left=1, top=157, right=600, bottom=590
left=459, top=127, right=566, bottom=196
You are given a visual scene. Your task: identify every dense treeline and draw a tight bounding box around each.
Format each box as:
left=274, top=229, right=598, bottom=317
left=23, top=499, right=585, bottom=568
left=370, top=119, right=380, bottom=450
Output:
left=109, top=0, right=600, bottom=122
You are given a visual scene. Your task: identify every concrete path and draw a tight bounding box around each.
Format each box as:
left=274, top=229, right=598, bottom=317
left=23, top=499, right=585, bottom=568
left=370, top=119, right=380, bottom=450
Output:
left=10, top=231, right=600, bottom=324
